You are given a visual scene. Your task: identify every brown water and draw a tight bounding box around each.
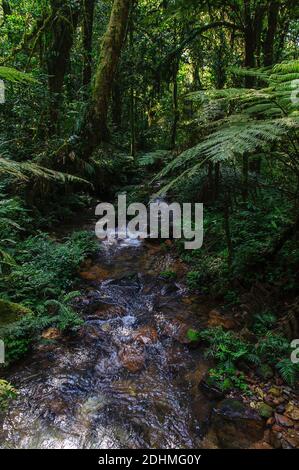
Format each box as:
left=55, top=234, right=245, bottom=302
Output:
left=0, top=232, right=214, bottom=449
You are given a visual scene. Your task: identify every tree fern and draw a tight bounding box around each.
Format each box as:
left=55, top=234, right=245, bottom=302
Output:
left=0, top=67, right=36, bottom=84
left=155, top=60, right=299, bottom=194
left=0, top=155, right=91, bottom=186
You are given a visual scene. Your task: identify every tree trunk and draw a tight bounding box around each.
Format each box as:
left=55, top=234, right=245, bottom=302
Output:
left=47, top=0, right=80, bottom=131
left=242, top=153, right=249, bottom=202
left=244, top=0, right=255, bottom=88
left=83, top=0, right=131, bottom=151
left=223, top=194, right=233, bottom=271
left=263, top=1, right=280, bottom=66
left=82, top=0, right=95, bottom=87
left=170, top=62, right=179, bottom=149
left=112, top=79, right=122, bottom=128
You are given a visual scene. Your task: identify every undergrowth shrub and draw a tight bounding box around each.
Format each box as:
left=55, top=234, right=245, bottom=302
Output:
left=0, top=231, right=98, bottom=365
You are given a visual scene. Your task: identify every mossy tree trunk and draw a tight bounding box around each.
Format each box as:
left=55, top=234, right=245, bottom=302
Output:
left=263, top=1, right=280, bottom=66
left=83, top=0, right=131, bottom=152
left=47, top=0, right=80, bottom=131
left=82, top=0, right=95, bottom=87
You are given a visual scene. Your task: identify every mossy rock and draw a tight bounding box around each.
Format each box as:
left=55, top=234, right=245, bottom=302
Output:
left=0, top=299, right=32, bottom=327
left=256, top=364, right=274, bottom=380
left=258, top=402, right=274, bottom=419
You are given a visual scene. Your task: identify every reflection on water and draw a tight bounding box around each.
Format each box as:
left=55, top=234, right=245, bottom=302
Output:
left=0, top=232, right=213, bottom=449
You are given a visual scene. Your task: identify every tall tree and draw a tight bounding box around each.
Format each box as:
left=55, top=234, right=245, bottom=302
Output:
left=46, top=0, right=81, bottom=130
left=82, top=0, right=95, bottom=87
left=83, top=0, right=131, bottom=152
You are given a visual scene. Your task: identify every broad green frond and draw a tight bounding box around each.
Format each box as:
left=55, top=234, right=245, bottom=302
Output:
left=139, top=150, right=170, bottom=166
left=0, top=156, right=91, bottom=187
left=0, top=67, right=37, bottom=84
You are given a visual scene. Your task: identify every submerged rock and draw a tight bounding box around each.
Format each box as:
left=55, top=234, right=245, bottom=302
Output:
left=210, top=399, right=264, bottom=448
left=79, top=265, right=110, bottom=281
left=132, top=326, right=158, bottom=345
left=118, top=344, right=145, bottom=373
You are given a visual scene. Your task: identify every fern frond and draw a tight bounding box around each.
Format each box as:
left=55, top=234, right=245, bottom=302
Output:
left=0, top=66, right=37, bottom=84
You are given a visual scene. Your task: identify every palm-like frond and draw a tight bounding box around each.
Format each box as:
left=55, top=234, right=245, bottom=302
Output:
left=0, top=156, right=91, bottom=186
left=0, top=67, right=37, bottom=84
left=156, top=60, right=299, bottom=194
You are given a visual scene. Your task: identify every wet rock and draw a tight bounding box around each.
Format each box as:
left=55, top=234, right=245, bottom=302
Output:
left=80, top=324, right=105, bottom=343
left=269, top=386, right=281, bottom=397
left=118, top=345, right=145, bottom=373
left=199, top=375, right=225, bottom=401
left=210, top=399, right=264, bottom=448
left=276, top=404, right=286, bottom=414
left=47, top=398, right=69, bottom=416
left=41, top=327, right=61, bottom=340
left=93, top=304, right=126, bottom=320
left=249, top=440, right=273, bottom=449
left=132, top=326, right=158, bottom=345
left=162, top=319, right=193, bottom=344
left=185, top=362, right=210, bottom=392
left=269, top=428, right=283, bottom=448
left=281, top=429, right=299, bottom=448
left=79, top=265, right=110, bottom=281
left=256, top=364, right=274, bottom=380
left=285, top=403, right=299, bottom=421
left=207, top=310, right=236, bottom=330
left=274, top=413, right=294, bottom=427
left=192, top=391, right=213, bottom=425
left=257, top=403, right=274, bottom=419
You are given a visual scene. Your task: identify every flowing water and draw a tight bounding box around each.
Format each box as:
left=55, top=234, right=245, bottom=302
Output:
left=0, top=229, right=215, bottom=449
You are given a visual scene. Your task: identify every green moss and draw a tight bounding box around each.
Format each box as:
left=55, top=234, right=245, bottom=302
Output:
left=0, top=299, right=32, bottom=327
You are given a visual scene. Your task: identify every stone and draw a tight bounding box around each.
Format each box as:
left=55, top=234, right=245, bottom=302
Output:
left=132, top=326, right=158, bottom=345
left=256, top=364, right=274, bottom=380
left=41, top=327, right=61, bottom=340
left=162, top=319, right=192, bottom=344
left=269, top=386, right=281, bottom=397
left=258, top=403, right=274, bottom=419
left=93, top=304, right=126, bottom=319
left=285, top=403, right=299, bottom=421
left=118, top=345, right=145, bottom=373
left=210, top=399, right=264, bottom=448
left=282, top=429, right=299, bottom=448
left=269, top=429, right=282, bottom=449
left=207, top=310, right=236, bottom=330
left=249, top=441, right=273, bottom=449
left=199, top=374, right=226, bottom=401
left=275, top=413, right=294, bottom=427
left=80, top=265, right=110, bottom=281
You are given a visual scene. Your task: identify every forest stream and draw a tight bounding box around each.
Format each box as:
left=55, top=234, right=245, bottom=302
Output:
left=0, top=224, right=217, bottom=449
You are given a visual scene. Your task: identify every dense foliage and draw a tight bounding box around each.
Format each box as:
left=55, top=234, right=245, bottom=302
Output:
left=0, top=0, right=298, bottom=409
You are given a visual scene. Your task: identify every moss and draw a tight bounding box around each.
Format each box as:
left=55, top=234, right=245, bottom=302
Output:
left=257, top=403, right=274, bottom=419
left=0, top=299, right=32, bottom=327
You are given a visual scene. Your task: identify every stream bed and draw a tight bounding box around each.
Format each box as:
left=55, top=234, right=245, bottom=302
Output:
left=0, top=230, right=216, bottom=449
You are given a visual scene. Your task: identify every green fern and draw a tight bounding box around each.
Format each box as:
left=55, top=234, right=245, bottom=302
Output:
left=155, top=60, right=299, bottom=194
left=0, top=66, right=36, bottom=84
